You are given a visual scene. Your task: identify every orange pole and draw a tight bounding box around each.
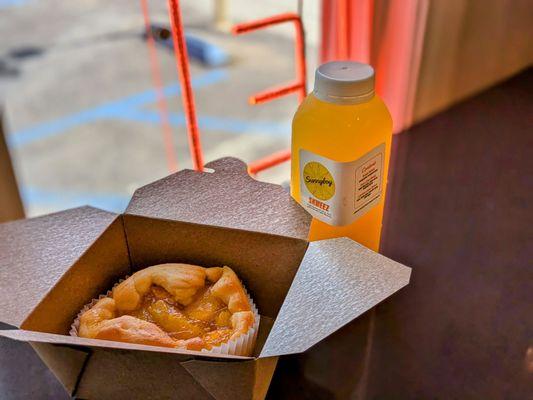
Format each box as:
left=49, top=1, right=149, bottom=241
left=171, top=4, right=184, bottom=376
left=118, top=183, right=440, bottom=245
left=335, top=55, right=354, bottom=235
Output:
left=375, top=0, right=428, bottom=133
left=337, top=0, right=349, bottom=59
left=320, top=0, right=374, bottom=63
left=320, top=0, right=332, bottom=62
left=167, top=0, right=204, bottom=171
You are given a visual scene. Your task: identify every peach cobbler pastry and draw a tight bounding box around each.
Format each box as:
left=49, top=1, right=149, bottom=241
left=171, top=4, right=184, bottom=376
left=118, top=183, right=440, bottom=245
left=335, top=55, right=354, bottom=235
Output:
left=77, top=264, right=255, bottom=352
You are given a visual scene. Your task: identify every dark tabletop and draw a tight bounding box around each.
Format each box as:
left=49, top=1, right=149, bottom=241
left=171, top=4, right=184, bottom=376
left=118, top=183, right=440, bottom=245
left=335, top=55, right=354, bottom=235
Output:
left=268, top=67, right=533, bottom=399
left=1, top=68, right=532, bottom=399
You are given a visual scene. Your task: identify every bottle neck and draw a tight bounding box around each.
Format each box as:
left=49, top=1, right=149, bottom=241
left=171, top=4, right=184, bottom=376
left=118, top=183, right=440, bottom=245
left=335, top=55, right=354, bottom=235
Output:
left=310, top=90, right=376, bottom=106
left=312, top=87, right=375, bottom=105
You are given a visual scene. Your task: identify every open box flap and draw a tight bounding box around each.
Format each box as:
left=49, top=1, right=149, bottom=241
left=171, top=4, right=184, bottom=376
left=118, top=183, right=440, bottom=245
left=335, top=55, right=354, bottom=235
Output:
left=179, top=317, right=277, bottom=400
left=125, top=157, right=311, bottom=240
left=0, top=206, right=119, bottom=327
left=259, top=238, right=411, bottom=357
left=181, top=359, right=256, bottom=400
left=30, top=342, right=90, bottom=395
left=0, top=329, right=252, bottom=360
left=181, top=357, right=278, bottom=400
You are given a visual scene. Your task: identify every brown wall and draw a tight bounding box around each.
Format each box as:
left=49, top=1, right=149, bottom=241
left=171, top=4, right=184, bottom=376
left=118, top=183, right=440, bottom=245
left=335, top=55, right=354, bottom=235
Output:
left=414, top=0, right=532, bottom=122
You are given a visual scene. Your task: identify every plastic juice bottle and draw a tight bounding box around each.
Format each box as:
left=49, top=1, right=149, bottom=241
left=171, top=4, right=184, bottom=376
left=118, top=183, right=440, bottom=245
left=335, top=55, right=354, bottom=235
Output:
left=290, top=61, right=392, bottom=252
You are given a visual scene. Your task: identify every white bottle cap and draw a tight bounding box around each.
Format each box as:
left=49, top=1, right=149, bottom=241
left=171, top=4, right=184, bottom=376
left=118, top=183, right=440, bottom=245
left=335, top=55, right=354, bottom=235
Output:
left=313, top=61, right=375, bottom=105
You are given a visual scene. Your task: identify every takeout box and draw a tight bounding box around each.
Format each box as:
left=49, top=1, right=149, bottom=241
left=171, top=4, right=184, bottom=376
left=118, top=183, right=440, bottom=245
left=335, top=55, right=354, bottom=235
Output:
left=0, top=157, right=411, bottom=399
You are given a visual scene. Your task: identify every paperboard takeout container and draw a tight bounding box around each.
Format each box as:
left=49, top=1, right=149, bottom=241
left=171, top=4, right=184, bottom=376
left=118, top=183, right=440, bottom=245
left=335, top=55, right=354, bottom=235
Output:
left=0, top=157, right=411, bottom=400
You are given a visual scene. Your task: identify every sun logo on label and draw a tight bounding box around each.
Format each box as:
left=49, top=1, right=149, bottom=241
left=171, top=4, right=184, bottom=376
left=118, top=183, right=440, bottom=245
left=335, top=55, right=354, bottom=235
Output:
left=303, top=161, right=335, bottom=201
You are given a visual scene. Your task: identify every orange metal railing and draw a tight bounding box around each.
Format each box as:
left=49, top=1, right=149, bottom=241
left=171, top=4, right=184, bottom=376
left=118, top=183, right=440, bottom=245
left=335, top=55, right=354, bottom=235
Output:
left=142, top=2, right=308, bottom=175
left=232, top=13, right=307, bottom=104
left=232, top=12, right=307, bottom=174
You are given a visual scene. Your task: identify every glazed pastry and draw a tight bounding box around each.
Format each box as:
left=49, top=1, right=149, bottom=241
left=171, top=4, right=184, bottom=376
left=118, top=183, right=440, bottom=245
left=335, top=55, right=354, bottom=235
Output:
left=78, top=264, right=255, bottom=352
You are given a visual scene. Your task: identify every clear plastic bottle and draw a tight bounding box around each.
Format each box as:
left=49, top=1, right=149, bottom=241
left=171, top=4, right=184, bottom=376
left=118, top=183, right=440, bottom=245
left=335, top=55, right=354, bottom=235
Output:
left=290, top=61, right=392, bottom=251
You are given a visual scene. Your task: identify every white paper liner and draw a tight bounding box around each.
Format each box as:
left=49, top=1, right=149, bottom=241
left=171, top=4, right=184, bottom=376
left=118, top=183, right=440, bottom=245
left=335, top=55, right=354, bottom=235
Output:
left=200, top=285, right=259, bottom=357
left=70, top=274, right=260, bottom=357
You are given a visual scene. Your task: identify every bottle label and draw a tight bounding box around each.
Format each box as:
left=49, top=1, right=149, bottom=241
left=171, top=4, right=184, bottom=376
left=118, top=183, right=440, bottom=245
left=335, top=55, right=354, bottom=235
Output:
left=299, top=143, right=385, bottom=226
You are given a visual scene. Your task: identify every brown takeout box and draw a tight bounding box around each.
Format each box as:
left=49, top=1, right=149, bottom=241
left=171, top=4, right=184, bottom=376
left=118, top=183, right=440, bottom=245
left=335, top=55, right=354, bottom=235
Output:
left=0, top=157, right=411, bottom=399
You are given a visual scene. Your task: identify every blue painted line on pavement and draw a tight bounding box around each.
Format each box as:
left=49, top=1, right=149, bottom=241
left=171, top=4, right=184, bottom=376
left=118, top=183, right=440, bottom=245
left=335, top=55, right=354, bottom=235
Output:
left=0, top=0, right=30, bottom=8
left=8, top=69, right=228, bottom=148
left=21, top=186, right=131, bottom=213
left=119, top=109, right=291, bottom=137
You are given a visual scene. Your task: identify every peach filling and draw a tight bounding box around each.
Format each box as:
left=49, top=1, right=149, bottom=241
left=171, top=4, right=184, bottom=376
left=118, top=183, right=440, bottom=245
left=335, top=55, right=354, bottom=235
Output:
left=121, top=285, right=234, bottom=348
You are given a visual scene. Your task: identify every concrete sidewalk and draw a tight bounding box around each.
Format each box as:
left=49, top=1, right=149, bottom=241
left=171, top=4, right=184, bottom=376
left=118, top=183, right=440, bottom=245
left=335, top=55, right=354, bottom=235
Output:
left=0, top=0, right=317, bottom=217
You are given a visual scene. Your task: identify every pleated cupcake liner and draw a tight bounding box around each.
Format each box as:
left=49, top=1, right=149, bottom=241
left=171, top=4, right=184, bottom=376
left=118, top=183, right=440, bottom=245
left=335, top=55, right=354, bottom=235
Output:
left=71, top=274, right=259, bottom=357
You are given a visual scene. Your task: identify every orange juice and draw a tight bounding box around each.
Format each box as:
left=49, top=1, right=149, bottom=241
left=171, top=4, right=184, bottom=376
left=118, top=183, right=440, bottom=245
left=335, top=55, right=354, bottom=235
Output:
left=290, top=62, right=392, bottom=251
